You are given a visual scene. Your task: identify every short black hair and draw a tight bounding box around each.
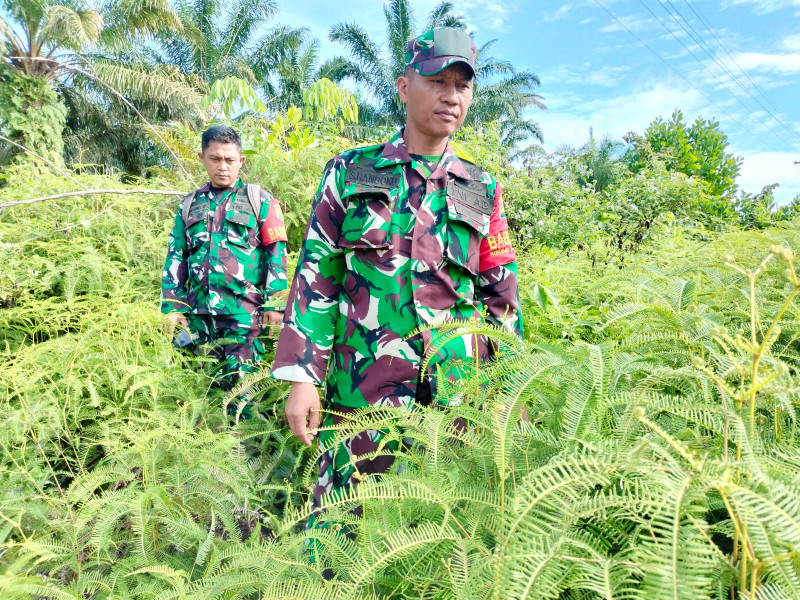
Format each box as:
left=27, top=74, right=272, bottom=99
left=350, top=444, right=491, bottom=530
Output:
left=201, top=126, right=242, bottom=153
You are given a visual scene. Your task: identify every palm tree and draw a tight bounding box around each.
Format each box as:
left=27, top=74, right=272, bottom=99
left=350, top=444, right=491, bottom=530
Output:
left=465, top=39, right=546, bottom=147
left=566, top=130, right=625, bottom=193
left=67, top=0, right=305, bottom=176
left=0, top=0, right=103, bottom=81
left=327, top=0, right=466, bottom=127
left=264, top=33, right=352, bottom=112
left=328, top=0, right=545, bottom=146
left=0, top=0, right=196, bottom=167
left=156, top=0, right=305, bottom=95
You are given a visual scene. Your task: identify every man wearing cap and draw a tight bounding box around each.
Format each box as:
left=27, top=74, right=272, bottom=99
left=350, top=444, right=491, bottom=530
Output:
left=163, top=126, right=288, bottom=395
left=271, top=27, right=521, bottom=518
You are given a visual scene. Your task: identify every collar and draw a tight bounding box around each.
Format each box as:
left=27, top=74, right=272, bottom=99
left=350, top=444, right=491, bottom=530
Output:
left=199, top=178, right=244, bottom=195
left=375, top=129, right=474, bottom=180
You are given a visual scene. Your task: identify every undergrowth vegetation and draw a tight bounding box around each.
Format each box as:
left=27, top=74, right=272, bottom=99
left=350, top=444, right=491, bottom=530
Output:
left=1, top=150, right=799, bottom=599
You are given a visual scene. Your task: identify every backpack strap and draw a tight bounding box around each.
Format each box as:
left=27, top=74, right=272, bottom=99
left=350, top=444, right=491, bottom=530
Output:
left=180, top=190, right=197, bottom=228
left=183, top=186, right=264, bottom=227
left=244, top=184, right=264, bottom=223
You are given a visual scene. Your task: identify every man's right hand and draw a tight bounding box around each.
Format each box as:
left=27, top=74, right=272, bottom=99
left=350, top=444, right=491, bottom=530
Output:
left=285, top=381, right=321, bottom=447
left=165, top=312, right=189, bottom=337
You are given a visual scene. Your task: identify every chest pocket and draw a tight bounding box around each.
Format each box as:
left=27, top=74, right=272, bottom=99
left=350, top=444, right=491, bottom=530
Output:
left=339, top=190, right=394, bottom=249
left=444, top=214, right=481, bottom=277
left=338, top=157, right=400, bottom=250
left=225, top=198, right=258, bottom=248
left=443, top=178, right=492, bottom=277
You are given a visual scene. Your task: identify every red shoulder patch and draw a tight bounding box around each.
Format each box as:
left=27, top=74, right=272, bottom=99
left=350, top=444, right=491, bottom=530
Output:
left=261, top=196, right=288, bottom=245
left=479, top=183, right=516, bottom=271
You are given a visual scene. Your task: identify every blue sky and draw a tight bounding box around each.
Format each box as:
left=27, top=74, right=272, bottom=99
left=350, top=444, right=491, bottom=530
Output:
left=284, top=0, right=800, bottom=204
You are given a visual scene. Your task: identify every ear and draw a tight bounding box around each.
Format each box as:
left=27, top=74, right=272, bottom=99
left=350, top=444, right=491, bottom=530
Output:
left=239, top=155, right=246, bottom=165
left=197, top=151, right=204, bottom=161
left=396, top=74, right=409, bottom=103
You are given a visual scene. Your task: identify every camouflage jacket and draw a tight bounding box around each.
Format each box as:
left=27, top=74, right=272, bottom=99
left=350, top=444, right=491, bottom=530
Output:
left=271, top=131, right=521, bottom=408
left=161, top=179, right=288, bottom=317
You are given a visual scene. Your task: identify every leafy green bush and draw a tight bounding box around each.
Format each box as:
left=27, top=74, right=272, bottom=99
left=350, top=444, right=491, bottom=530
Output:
left=2, top=137, right=799, bottom=599
left=625, top=109, right=742, bottom=203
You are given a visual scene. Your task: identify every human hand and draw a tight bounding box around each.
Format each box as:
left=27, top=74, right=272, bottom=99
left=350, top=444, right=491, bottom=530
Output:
left=165, top=312, right=189, bottom=337
left=285, top=381, right=321, bottom=446
left=262, top=310, right=283, bottom=336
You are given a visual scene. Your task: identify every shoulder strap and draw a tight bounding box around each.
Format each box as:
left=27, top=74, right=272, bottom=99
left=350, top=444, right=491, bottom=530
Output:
left=245, top=184, right=264, bottom=223
left=323, top=157, right=337, bottom=173
left=180, top=190, right=197, bottom=225
left=457, top=156, right=486, bottom=182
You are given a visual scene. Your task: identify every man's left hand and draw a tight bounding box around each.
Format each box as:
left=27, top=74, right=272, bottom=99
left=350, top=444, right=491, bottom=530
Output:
left=262, top=310, right=283, bottom=335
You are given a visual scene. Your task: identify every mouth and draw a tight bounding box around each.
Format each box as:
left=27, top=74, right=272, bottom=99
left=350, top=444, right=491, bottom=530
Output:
left=436, top=111, right=459, bottom=121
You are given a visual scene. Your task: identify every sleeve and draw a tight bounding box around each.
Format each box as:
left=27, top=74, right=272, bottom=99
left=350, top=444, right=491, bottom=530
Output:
left=259, top=192, right=288, bottom=310
left=270, top=160, right=346, bottom=385
left=160, top=204, right=190, bottom=314
left=476, top=182, right=523, bottom=338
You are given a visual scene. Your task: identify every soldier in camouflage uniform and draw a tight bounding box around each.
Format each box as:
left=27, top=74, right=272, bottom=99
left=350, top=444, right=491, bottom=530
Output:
left=162, top=126, right=288, bottom=390
left=270, top=28, right=522, bottom=522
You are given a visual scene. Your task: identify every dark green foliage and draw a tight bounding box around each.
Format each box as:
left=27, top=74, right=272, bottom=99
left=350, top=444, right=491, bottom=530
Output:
left=0, top=67, right=66, bottom=165
left=735, top=183, right=800, bottom=230
left=0, top=0, right=187, bottom=172
left=566, top=132, right=625, bottom=194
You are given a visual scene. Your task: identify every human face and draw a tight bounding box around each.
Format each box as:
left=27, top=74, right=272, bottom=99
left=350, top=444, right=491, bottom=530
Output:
left=397, top=63, right=474, bottom=152
left=198, top=141, right=245, bottom=189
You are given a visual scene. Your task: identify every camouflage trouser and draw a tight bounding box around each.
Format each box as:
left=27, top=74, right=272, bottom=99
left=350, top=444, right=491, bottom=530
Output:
left=307, top=379, right=435, bottom=533
left=186, top=312, right=265, bottom=391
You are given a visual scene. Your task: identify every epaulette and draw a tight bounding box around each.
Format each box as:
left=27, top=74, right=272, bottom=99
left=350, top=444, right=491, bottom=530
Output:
left=322, top=157, right=337, bottom=173
left=456, top=156, right=488, bottom=183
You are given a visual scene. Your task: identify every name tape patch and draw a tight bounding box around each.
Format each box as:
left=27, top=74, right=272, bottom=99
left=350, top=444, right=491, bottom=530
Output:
left=345, top=166, right=400, bottom=190
left=447, top=178, right=492, bottom=216
left=231, top=200, right=254, bottom=215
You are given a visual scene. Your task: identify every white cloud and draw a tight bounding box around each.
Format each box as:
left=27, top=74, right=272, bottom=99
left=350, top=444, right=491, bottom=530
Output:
left=543, top=4, right=572, bottom=22
left=534, top=77, right=708, bottom=149
left=736, top=151, right=800, bottom=204
left=543, top=64, right=632, bottom=88
left=598, top=15, right=651, bottom=33
left=458, top=0, right=513, bottom=31
left=782, top=33, right=800, bottom=51
left=728, top=51, right=800, bottom=74
left=723, top=0, right=800, bottom=14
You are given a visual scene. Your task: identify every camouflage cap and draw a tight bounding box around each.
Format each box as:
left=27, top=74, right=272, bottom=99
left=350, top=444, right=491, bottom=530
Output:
left=405, top=27, right=477, bottom=77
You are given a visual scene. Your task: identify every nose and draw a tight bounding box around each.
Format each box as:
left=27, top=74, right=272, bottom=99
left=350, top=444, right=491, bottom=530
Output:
left=441, top=81, right=459, bottom=104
